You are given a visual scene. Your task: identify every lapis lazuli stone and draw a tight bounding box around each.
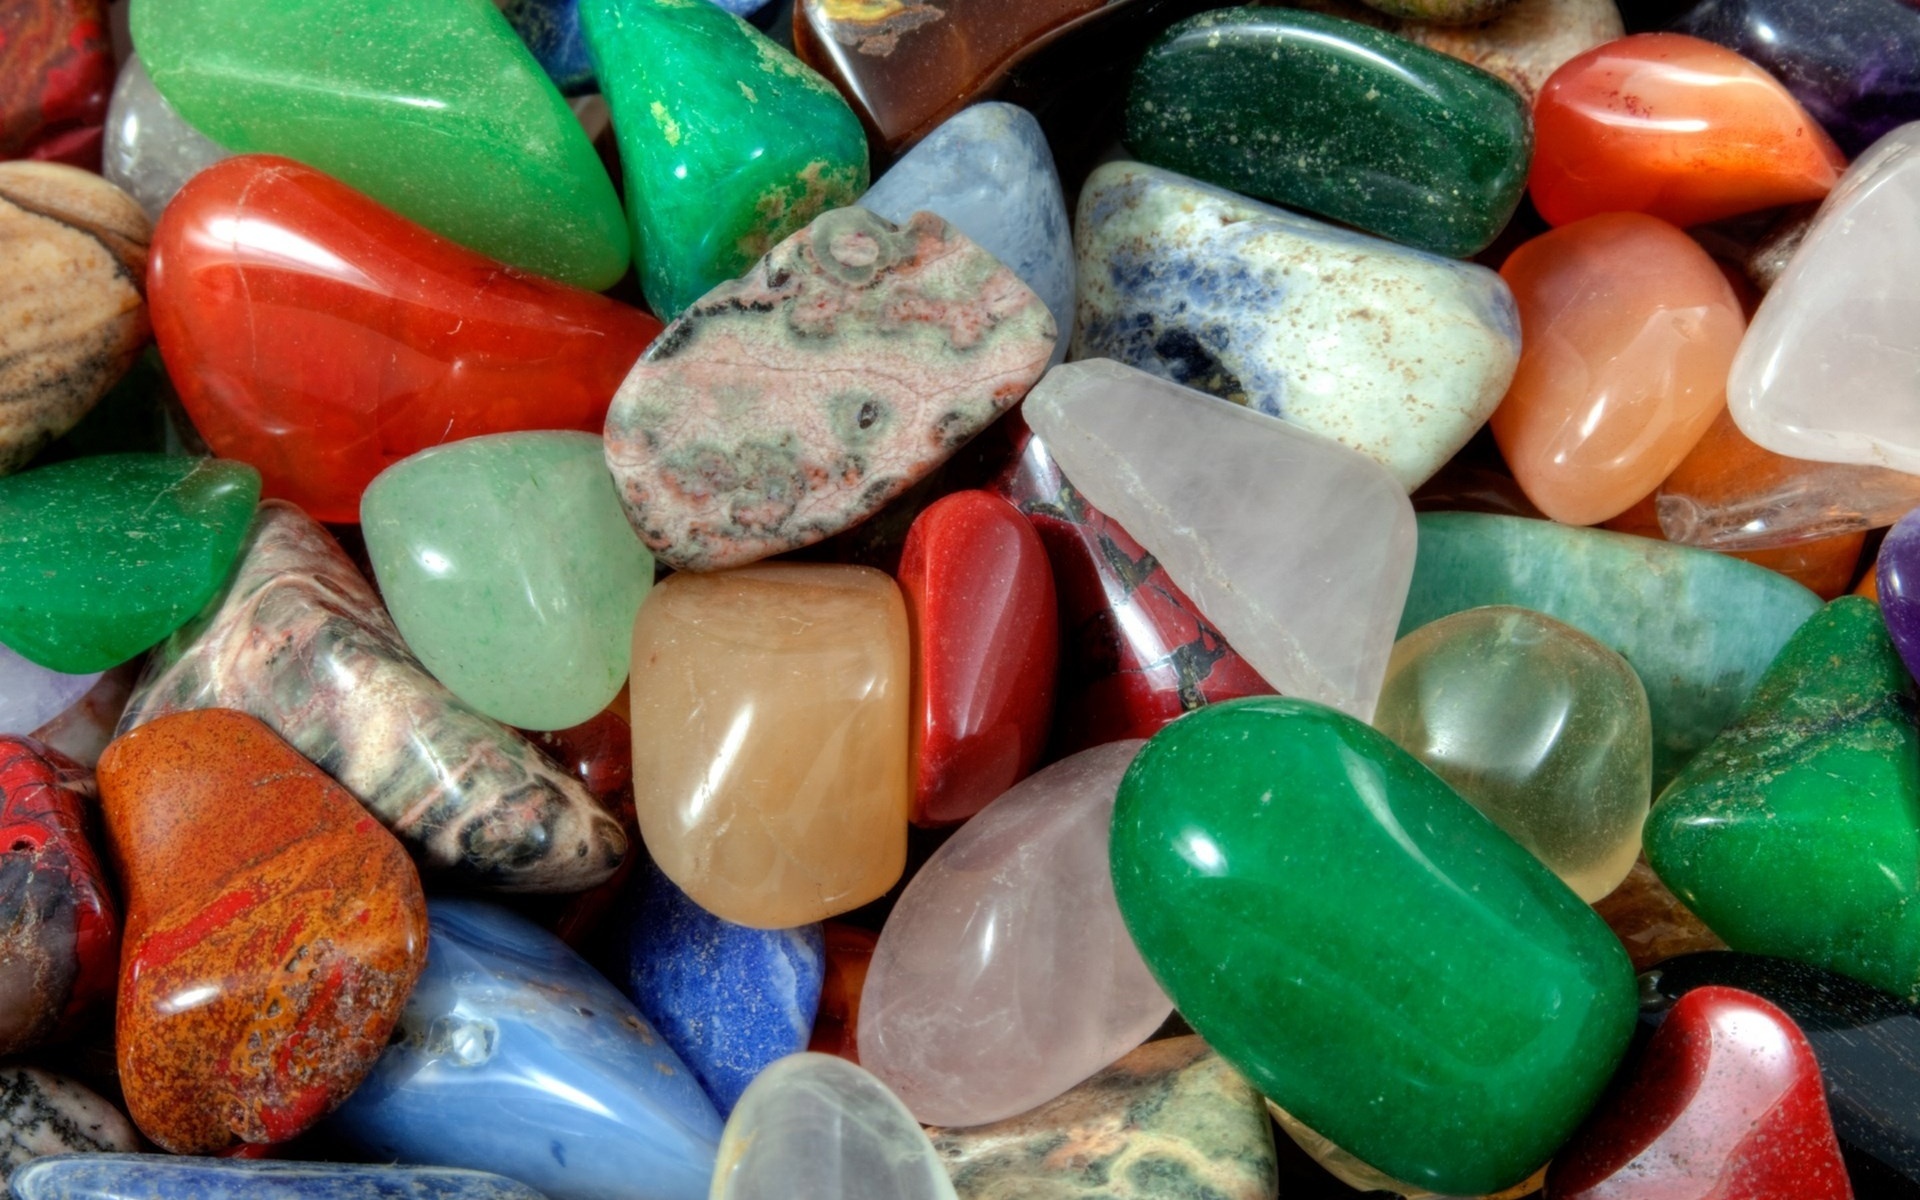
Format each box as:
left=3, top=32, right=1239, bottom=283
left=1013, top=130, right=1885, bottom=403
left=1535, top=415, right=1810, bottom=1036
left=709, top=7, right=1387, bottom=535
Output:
left=7, top=1156, right=547, bottom=1200
left=500, top=0, right=595, bottom=96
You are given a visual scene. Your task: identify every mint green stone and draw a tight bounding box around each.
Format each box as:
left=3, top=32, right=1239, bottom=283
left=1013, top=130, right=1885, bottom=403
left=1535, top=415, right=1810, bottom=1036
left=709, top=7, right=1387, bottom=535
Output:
left=1110, top=697, right=1636, bottom=1196
left=580, top=0, right=869, bottom=317
left=360, top=432, right=654, bottom=732
left=1401, top=513, right=1822, bottom=789
left=133, top=0, right=630, bottom=290
left=0, top=455, right=260, bottom=674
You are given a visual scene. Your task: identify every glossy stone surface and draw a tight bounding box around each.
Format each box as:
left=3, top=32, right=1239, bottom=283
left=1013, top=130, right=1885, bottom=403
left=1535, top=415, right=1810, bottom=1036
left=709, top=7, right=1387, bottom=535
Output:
left=1492, top=213, right=1743, bottom=526
left=148, top=155, right=661, bottom=524
left=604, top=207, right=1054, bottom=572
left=121, top=502, right=627, bottom=893
left=25, top=666, right=135, bottom=771
left=928, top=1036, right=1277, bottom=1200
left=808, top=922, right=877, bottom=1063
left=0, top=163, right=150, bottom=474
left=620, top=861, right=825, bottom=1114
left=98, top=709, right=429, bottom=1154
left=133, top=0, right=629, bottom=288
left=1881, top=510, right=1920, bottom=683
left=328, top=900, right=723, bottom=1200
left=1111, top=696, right=1638, bottom=1195
left=1401, top=512, right=1823, bottom=786
left=503, top=0, right=596, bottom=95
left=0, top=737, right=116, bottom=1057
left=362, top=432, right=655, bottom=731
left=628, top=564, right=909, bottom=927
left=580, top=0, right=869, bottom=317
left=0, top=1070, right=137, bottom=1179
left=1530, top=33, right=1845, bottom=228
left=897, top=490, right=1057, bottom=827
left=0, top=650, right=98, bottom=738
left=1550, top=986, right=1852, bottom=1199
left=1376, top=607, right=1650, bottom=901
left=860, top=742, right=1169, bottom=1127
left=101, top=56, right=228, bottom=221
left=0, top=455, right=259, bottom=674
left=1366, top=0, right=1622, bottom=101
left=1605, top=488, right=1869, bottom=603
left=1124, top=8, right=1531, bottom=257
left=1647, top=598, right=1920, bottom=1002
left=712, top=1053, right=956, bottom=1200
left=8, top=1158, right=550, bottom=1200
left=1728, top=124, right=1920, bottom=476
left=1593, top=858, right=1726, bottom=971
left=0, top=0, right=112, bottom=167
left=1073, top=161, right=1519, bottom=491
left=861, top=102, right=1073, bottom=366
left=1024, top=359, right=1414, bottom=721
left=1267, top=1105, right=1548, bottom=1199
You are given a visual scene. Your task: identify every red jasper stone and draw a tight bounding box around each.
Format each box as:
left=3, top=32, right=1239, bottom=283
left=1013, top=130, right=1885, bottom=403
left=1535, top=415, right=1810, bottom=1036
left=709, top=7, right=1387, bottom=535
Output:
left=0, top=0, right=113, bottom=169
left=1548, top=985, right=1853, bottom=1200
left=897, top=489, right=1058, bottom=827
left=808, top=921, right=878, bottom=1064
left=0, top=736, right=118, bottom=1056
left=148, top=155, right=663, bottom=524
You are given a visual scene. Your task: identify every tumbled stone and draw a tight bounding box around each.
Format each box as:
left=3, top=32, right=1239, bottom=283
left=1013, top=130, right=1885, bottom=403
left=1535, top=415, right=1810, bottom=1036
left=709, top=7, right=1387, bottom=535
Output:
left=9, top=1157, right=550, bottom=1200
left=0, top=1068, right=138, bottom=1181
left=0, top=649, right=97, bottom=738
left=0, top=0, right=113, bottom=168
left=503, top=0, right=596, bottom=96
left=1372, top=0, right=1622, bottom=103
left=1606, top=488, right=1868, bottom=604
left=1268, top=1106, right=1547, bottom=1199
left=808, top=922, right=878, bottom=1063
left=100, top=56, right=228, bottom=220
left=604, top=206, right=1055, bottom=572
left=1359, top=0, right=1516, bottom=24
left=1592, top=857, right=1725, bottom=972
left=24, top=666, right=134, bottom=771
left=1072, top=161, right=1519, bottom=491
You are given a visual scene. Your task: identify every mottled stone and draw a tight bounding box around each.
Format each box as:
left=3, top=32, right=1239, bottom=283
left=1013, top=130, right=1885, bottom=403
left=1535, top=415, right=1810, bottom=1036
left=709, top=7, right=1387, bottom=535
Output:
left=0, top=0, right=113, bottom=168
left=100, top=56, right=228, bottom=220
left=0, top=1069, right=137, bottom=1182
left=8, top=1157, right=551, bottom=1200
left=604, top=207, right=1055, bottom=572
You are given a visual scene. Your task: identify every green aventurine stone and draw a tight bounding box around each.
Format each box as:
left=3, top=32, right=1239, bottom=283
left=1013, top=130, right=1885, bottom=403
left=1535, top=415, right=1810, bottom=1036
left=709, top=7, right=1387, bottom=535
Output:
left=1111, top=697, right=1636, bottom=1196
left=1401, top=513, right=1822, bottom=789
left=1124, top=8, right=1531, bottom=258
left=360, top=432, right=655, bottom=732
left=0, top=454, right=260, bottom=673
left=580, top=0, right=869, bottom=317
left=1646, top=598, right=1920, bottom=1003
left=133, top=0, right=629, bottom=290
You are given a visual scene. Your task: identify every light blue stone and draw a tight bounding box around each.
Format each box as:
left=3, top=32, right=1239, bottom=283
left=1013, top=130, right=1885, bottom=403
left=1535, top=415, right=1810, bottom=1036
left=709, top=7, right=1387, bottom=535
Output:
left=860, top=102, right=1074, bottom=367
left=327, top=900, right=722, bottom=1200
left=7, top=1156, right=548, bottom=1200
left=710, top=0, right=772, bottom=14
left=501, top=0, right=596, bottom=96
left=619, top=862, right=825, bottom=1115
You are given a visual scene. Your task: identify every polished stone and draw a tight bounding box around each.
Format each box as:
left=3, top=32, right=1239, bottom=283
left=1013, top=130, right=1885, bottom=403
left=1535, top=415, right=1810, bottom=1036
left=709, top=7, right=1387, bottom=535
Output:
left=8, top=1157, right=550, bottom=1200
left=808, top=922, right=878, bottom=1063
left=100, top=56, right=228, bottom=220
left=1605, top=488, right=1869, bottom=603
left=1267, top=1105, right=1548, bottom=1199
left=23, top=667, right=134, bottom=772
left=1880, top=509, right=1920, bottom=682
left=1592, top=857, right=1725, bottom=972
left=502, top=0, right=596, bottom=95
left=1363, top=0, right=1622, bottom=101
left=0, top=650, right=98, bottom=739
left=0, top=0, right=112, bottom=168
left=0, top=1070, right=137, bottom=1181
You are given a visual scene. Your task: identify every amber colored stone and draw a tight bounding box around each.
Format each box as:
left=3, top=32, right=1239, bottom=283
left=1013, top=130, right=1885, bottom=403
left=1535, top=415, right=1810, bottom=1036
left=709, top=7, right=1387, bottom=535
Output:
left=1592, top=856, right=1726, bottom=973
left=1605, top=493, right=1867, bottom=601
left=807, top=922, right=878, bottom=1063
left=1858, top=565, right=1880, bottom=601
left=96, top=709, right=428, bottom=1154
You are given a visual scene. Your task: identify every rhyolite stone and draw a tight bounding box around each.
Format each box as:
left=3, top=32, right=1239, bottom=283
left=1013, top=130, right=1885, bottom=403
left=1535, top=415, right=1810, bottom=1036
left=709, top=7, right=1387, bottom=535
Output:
left=133, top=0, right=629, bottom=289
left=713, top=1053, right=956, bottom=1200
left=579, top=0, right=869, bottom=316
left=861, top=102, right=1074, bottom=367
left=0, top=455, right=259, bottom=674
left=1401, top=512, right=1823, bottom=787
left=0, top=0, right=113, bottom=168
left=1024, top=359, right=1413, bottom=721
left=1111, top=696, right=1639, bottom=1195
left=8, top=1157, right=551, bottom=1200
left=0, top=1070, right=138, bottom=1180
left=1071, top=161, right=1520, bottom=490
left=619, top=861, right=826, bottom=1114
left=1646, top=597, right=1920, bottom=1003
left=502, top=0, right=597, bottom=95
left=860, top=742, right=1170, bottom=1127
left=604, top=206, right=1055, bottom=572
left=1124, top=8, right=1531, bottom=257
left=928, top=1036, right=1276, bottom=1200
left=100, top=56, right=228, bottom=221
left=0, top=650, right=97, bottom=739
left=328, top=899, right=723, bottom=1200
left=120, top=502, right=627, bottom=893
left=362, top=432, right=655, bottom=732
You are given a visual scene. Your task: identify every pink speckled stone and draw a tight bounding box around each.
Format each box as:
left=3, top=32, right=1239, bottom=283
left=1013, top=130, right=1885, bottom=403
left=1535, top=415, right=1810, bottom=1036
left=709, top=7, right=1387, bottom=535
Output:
left=603, top=207, right=1057, bottom=572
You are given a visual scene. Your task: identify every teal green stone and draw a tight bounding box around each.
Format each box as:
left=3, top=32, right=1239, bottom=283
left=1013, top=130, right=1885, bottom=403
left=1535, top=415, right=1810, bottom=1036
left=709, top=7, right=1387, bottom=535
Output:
left=1110, top=696, right=1636, bottom=1196
left=360, top=432, right=655, bottom=732
left=1401, top=513, right=1823, bottom=789
left=133, top=0, right=630, bottom=290
left=0, top=455, right=260, bottom=673
left=579, top=0, right=869, bottom=317
left=1123, top=8, right=1532, bottom=258
left=1647, top=598, right=1920, bottom=1003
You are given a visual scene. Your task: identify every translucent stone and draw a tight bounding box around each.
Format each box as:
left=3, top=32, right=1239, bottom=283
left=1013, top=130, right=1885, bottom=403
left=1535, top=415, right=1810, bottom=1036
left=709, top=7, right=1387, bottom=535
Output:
left=0, top=645, right=100, bottom=736
left=100, top=56, right=228, bottom=220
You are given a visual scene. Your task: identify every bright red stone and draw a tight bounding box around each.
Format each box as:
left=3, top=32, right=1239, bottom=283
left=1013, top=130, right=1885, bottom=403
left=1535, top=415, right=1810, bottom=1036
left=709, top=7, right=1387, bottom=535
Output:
left=1549, top=985, right=1853, bottom=1200
left=808, top=921, right=878, bottom=1064
left=148, top=155, right=663, bottom=523
left=0, top=0, right=113, bottom=169
left=897, top=489, right=1058, bottom=827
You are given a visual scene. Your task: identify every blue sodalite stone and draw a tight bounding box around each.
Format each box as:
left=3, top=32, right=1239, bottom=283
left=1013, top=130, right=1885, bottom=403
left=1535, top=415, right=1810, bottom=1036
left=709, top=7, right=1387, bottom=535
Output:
left=619, top=863, right=825, bottom=1114
left=860, top=102, right=1075, bottom=366
left=326, top=900, right=721, bottom=1200
left=7, top=1156, right=548, bottom=1200
left=501, top=0, right=596, bottom=96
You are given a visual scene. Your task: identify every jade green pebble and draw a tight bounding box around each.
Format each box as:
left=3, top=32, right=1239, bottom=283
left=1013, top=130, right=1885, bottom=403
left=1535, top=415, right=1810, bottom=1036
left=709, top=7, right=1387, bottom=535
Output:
left=1111, top=697, right=1636, bottom=1195
left=360, top=432, right=654, bottom=732
left=0, top=454, right=260, bottom=674
left=579, top=0, right=869, bottom=317
left=1646, top=598, right=1920, bottom=1003
left=1123, top=8, right=1531, bottom=258
left=133, top=0, right=630, bottom=290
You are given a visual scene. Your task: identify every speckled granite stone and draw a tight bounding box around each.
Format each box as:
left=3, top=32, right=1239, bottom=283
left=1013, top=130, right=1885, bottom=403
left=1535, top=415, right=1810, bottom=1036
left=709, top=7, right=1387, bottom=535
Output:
left=0, top=1068, right=138, bottom=1181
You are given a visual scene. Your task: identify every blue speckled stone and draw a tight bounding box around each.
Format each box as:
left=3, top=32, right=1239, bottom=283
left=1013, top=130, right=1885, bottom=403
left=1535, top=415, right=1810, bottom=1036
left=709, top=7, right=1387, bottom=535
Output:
left=860, top=102, right=1074, bottom=367
left=501, top=0, right=596, bottom=96
left=7, top=1157, right=548, bottom=1200
left=327, top=899, right=722, bottom=1200
left=621, top=862, right=826, bottom=1114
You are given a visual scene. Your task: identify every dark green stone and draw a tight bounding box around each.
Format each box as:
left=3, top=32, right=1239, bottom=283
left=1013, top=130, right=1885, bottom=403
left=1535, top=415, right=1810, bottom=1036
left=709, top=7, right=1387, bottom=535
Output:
left=1123, top=7, right=1531, bottom=257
